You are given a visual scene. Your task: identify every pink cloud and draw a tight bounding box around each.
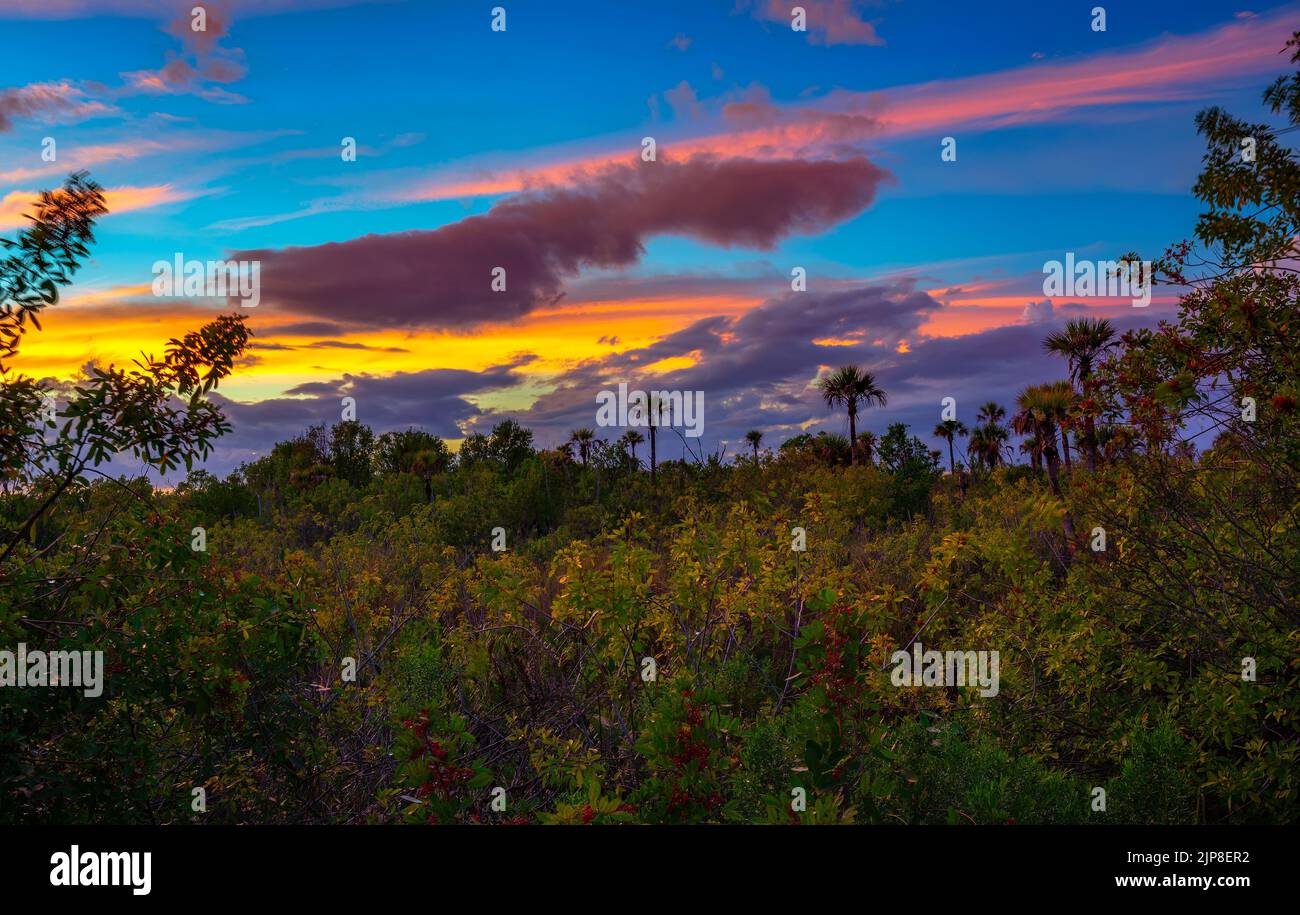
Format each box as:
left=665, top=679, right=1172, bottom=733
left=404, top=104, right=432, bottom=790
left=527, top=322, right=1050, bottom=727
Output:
left=876, top=8, right=1294, bottom=134
left=0, top=139, right=163, bottom=183
left=0, top=0, right=390, bottom=18
left=0, top=81, right=115, bottom=132
left=118, top=1, right=249, bottom=102
left=0, top=131, right=271, bottom=184
left=742, top=0, right=885, bottom=47
left=664, top=81, right=704, bottom=121
left=164, top=1, right=233, bottom=56
left=385, top=7, right=1295, bottom=206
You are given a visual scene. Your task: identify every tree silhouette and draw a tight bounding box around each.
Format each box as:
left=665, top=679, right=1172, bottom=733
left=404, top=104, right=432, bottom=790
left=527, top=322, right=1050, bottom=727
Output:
left=967, top=422, right=1008, bottom=470
left=620, top=429, right=644, bottom=466
left=977, top=401, right=1007, bottom=425
left=817, top=366, right=887, bottom=466
left=932, top=419, right=969, bottom=475
left=568, top=428, right=596, bottom=467
left=1015, top=381, right=1078, bottom=545
left=1044, top=318, right=1117, bottom=471
left=1, top=173, right=252, bottom=566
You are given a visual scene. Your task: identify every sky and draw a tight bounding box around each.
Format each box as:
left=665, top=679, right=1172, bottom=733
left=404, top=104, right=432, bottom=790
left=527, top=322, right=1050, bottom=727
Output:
left=1, top=0, right=1297, bottom=477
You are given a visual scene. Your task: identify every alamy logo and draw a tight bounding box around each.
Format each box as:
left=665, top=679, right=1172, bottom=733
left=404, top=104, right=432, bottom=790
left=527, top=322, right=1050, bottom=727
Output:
left=0, top=644, right=103, bottom=697
left=595, top=382, right=704, bottom=438
left=152, top=253, right=261, bottom=307
left=1042, top=253, right=1152, bottom=307
left=889, top=642, right=1000, bottom=697
left=50, top=846, right=151, bottom=896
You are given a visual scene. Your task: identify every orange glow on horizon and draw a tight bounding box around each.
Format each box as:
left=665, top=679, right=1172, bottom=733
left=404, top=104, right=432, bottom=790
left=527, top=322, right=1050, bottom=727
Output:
left=10, top=291, right=761, bottom=405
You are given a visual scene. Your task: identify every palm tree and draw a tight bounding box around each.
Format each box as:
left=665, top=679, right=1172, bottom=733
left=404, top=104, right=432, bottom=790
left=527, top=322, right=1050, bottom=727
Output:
left=1043, top=317, right=1116, bottom=471
left=977, top=401, right=1006, bottom=426
left=969, top=402, right=1009, bottom=472
left=988, top=423, right=1010, bottom=467
left=1015, top=382, right=1078, bottom=544
left=814, top=432, right=852, bottom=466
left=743, top=429, right=763, bottom=462
left=967, top=422, right=1008, bottom=471
left=1051, top=381, right=1078, bottom=471
left=1019, top=436, right=1043, bottom=471
left=1095, top=422, right=1135, bottom=464
left=1059, top=416, right=1074, bottom=471
left=855, top=430, right=878, bottom=465
left=932, top=419, right=969, bottom=475
left=410, top=447, right=447, bottom=503
left=817, top=366, right=887, bottom=466
left=620, top=429, right=644, bottom=466
left=568, top=428, right=596, bottom=467
left=643, top=393, right=675, bottom=483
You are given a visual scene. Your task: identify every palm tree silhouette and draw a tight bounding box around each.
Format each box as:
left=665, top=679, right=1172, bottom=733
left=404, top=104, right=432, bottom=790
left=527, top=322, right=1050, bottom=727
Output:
left=817, top=366, right=887, bottom=466
left=970, top=402, right=1008, bottom=471
left=967, top=422, right=1008, bottom=470
left=646, top=394, right=669, bottom=483
left=568, top=428, right=595, bottom=467
left=977, top=401, right=1007, bottom=426
left=932, top=419, right=969, bottom=475
left=1015, top=382, right=1077, bottom=543
left=1043, top=318, right=1116, bottom=471
left=620, top=429, right=644, bottom=466
left=1019, top=436, right=1043, bottom=471
left=744, top=429, right=763, bottom=462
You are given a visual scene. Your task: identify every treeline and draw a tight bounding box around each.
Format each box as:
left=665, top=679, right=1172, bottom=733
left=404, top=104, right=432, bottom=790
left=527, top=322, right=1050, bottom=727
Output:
left=177, top=413, right=952, bottom=541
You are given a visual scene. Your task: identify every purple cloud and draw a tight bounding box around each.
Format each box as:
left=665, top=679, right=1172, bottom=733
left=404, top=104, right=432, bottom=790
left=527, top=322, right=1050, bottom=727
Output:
left=240, top=155, right=893, bottom=330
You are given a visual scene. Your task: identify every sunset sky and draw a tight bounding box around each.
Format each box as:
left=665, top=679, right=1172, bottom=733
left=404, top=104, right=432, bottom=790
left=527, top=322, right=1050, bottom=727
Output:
left=1, top=0, right=1297, bottom=477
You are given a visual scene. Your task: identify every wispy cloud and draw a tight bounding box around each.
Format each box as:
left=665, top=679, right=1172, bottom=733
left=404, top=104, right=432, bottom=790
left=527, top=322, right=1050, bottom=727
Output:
left=740, top=0, right=886, bottom=47
left=0, top=81, right=116, bottom=133
left=0, top=0, right=393, bottom=19
left=381, top=6, right=1294, bottom=206
left=0, top=183, right=201, bottom=229
left=874, top=6, right=1294, bottom=133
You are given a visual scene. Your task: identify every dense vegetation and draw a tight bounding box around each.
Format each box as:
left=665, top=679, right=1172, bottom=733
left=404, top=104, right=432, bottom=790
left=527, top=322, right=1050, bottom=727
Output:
left=1, top=36, right=1297, bottom=826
